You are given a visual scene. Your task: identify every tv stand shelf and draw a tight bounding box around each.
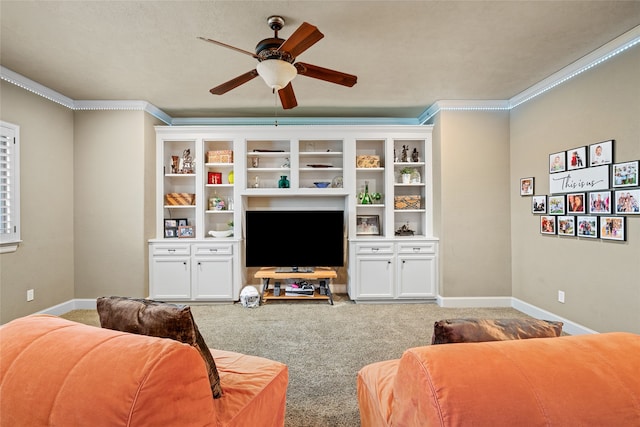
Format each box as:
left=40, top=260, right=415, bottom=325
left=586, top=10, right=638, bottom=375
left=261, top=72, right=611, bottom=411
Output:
left=255, top=267, right=337, bottom=305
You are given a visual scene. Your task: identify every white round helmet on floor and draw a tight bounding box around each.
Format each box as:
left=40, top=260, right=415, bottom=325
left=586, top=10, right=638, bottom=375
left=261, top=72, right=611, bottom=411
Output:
left=240, top=286, right=260, bottom=308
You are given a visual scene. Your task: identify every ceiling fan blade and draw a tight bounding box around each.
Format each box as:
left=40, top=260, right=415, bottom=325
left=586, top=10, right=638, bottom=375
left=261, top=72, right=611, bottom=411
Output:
left=209, top=70, right=259, bottom=95
left=198, top=37, right=259, bottom=59
left=295, top=62, right=357, bottom=87
left=277, top=22, right=324, bottom=58
left=278, top=83, right=298, bottom=109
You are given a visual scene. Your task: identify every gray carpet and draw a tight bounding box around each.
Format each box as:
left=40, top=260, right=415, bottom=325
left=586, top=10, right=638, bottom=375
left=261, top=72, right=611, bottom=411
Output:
left=61, top=297, right=534, bottom=427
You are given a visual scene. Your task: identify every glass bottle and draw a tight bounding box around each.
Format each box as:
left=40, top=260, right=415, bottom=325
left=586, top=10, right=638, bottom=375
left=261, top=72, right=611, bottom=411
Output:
left=359, top=181, right=373, bottom=205
left=278, top=175, right=290, bottom=188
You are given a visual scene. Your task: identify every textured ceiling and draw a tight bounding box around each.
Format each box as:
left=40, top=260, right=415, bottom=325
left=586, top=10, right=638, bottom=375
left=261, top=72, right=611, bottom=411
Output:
left=1, top=1, right=640, bottom=119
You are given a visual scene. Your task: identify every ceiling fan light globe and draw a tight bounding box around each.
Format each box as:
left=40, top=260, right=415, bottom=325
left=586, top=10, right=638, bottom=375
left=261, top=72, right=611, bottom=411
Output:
left=256, top=59, right=297, bottom=90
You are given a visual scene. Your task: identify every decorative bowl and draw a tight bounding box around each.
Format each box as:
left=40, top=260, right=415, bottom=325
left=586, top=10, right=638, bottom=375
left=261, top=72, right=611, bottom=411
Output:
left=314, top=182, right=331, bottom=188
left=208, top=229, right=233, bottom=238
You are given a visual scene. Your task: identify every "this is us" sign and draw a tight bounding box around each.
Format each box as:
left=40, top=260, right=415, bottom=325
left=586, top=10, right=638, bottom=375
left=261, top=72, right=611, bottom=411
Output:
left=549, top=165, right=610, bottom=194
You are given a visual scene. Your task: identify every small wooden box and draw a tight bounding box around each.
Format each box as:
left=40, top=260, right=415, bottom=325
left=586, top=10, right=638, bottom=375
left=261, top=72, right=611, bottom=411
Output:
left=206, top=150, right=233, bottom=163
left=356, top=155, right=381, bottom=168
left=165, top=193, right=195, bottom=206
left=394, top=196, right=421, bottom=210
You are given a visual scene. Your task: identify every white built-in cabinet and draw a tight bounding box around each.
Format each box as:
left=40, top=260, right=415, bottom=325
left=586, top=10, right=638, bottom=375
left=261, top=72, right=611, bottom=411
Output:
left=149, top=125, right=437, bottom=302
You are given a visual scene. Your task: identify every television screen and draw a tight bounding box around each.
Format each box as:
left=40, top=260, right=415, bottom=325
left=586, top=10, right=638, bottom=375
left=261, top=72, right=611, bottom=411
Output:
left=245, top=210, right=344, bottom=269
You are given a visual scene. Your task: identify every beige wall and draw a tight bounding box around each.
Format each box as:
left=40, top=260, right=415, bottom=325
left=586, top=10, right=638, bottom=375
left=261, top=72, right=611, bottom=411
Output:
left=73, top=110, right=159, bottom=299
left=0, top=82, right=75, bottom=322
left=510, top=44, right=640, bottom=333
left=435, top=110, right=512, bottom=297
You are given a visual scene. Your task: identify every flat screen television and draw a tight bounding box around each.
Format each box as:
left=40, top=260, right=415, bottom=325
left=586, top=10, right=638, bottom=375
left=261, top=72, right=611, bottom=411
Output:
left=245, top=210, right=344, bottom=271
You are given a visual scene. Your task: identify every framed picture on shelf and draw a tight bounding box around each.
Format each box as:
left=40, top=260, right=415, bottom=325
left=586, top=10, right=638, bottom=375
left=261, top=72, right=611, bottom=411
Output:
left=532, top=195, right=547, bottom=214
left=600, top=216, right=626, bottom=241
left=540, top=216, right=556, bottom=235
left=576, top=216, right=598, bottom=238
left=520, top=177, right=534, bottom=196
left=164, top=219, right=178, bottom=229
left=356, top=215, right=380, bottom=236
left=549, top=151, right=566, bottom=173
left=612, top=160, right=639, bottom=188
left=178, top=225, right=195, bottom=238
left=614, top=189, right=640, bottom=214
left=588, top=191, right=611, bottom=214
left=164, top=228, right=177, bottom=238
left=177, top=218, right=188, bottom=227
left=566, top=193, right=586, bottom=214
left=557, top=216, right=576, bottom=236
left=589, top=140, right=613, bottom=166
left=548, top=195, right=565, bottom=215
left=566, top=146, right=587, bottom=170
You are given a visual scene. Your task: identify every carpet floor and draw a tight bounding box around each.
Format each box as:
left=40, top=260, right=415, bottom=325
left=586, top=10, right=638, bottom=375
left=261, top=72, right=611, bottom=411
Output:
left=61, top=297, right=534, bottom=427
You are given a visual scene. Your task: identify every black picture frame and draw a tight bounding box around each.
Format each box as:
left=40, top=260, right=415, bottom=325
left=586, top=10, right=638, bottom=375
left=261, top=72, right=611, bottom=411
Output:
left=540, top=216, right=556, bottom=235
left=566, top=193, right=586, bottom=214
left=557, top=216, right=576, bottom=237
left=520, top=177, right=534, bottom=196
left=589, top=140, right=613, bottom=166
left=588, top=191, right=612, bottom=214
left=549, top=151, right=566, bottom=173
left=532, top=195, right=547, bottom=214
left=600, top=216, right=626, bottom=241
left=612, top=160, right=639, bottom=188
left=566, top=146, right=587, bottom=171
left=548, top=195, right=566, bottom=215
left=576, top=216, right=598, bottom=238
left=614, top=189, right=640, bottom=215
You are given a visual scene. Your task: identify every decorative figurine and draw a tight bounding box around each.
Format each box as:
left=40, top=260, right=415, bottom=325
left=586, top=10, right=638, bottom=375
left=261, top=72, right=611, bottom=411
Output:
left=182, top=148, right=194, bottom=173
left=411, top=148, right=420, bottom=162
left=401, top=145, right=409, bottom=162
left=171, top=156, right=180, bottom=174
left=395, top=222, right=415, bottom=236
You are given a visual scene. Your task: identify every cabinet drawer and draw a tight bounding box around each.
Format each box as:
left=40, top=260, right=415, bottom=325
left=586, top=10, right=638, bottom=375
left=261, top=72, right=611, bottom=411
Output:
left=193, top=244, right=233, bottom=256
left=152, top=244, right=191, bottom=256
left=397, top=242, right=437, bottom=254
left=355, top=243, right=394, bottom=255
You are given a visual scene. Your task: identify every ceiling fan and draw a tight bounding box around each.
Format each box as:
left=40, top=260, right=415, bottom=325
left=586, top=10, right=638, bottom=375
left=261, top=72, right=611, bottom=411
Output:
left=198, top=15, right=357, bottom=109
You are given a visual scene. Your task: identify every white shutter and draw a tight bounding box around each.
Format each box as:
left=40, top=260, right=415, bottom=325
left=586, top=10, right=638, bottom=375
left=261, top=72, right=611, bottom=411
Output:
left=0, top=121, right=20, bottom=249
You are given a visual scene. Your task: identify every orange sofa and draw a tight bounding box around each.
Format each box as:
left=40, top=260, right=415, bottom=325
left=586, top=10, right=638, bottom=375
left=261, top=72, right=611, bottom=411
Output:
left=357, top=332, right=640, bottom=426
left=0, top=315, right=288, bottom=426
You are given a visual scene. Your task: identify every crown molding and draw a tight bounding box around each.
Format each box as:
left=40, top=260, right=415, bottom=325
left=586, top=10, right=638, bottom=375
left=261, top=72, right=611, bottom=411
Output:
left=2, top=24, right=638, bottom=126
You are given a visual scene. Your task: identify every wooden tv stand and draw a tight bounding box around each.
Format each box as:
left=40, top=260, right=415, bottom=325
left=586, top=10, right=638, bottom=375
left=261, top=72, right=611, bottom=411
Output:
left=254, top=267, right=337, bottom=305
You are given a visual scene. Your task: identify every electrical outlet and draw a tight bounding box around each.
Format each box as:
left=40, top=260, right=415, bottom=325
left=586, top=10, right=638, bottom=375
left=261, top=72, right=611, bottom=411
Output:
left=27, top=289, right=34, bottom=302
left=558, top=290, right=565, bottom=304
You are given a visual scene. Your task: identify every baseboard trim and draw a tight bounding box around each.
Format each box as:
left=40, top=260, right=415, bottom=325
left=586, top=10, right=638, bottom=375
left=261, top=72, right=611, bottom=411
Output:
left=511, top=298, right=597, bottom=335
left=38, top=295, right=597, bottom=335
left=437, top=296, right=512, bottom=308
left=38, top=299, right=96, bottom=316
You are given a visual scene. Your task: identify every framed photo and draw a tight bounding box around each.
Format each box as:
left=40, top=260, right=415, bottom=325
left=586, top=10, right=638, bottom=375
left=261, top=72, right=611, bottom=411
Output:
left=178, top=225, right=195, bottom=238
left=557, top=216, right=576, bottom=237
left=566, top=193, right=586, bottom=214
left=549, top=151, right=566, bottom=173
left=532, top=195, right=547, bottom=214
left=589, top=140, right=613, bottom=166
left=566, top=146, right=587, bottom=170
left=600, top=216, right=626, bottom=241
left=164, top=219, right=177, bottom=229
left=612, top=160, right=639, bottom=188
left=540, top=216, right=556, bottom=235
left=548, top=195, right=565, bottom=215
left=588, top=191, right=611, bottom=214
left=576, top=216, right=598, bottom=238
left=164, top=228, right=177, bottom=238
left=520, top=177, right=534, bottom=196
left=177, top=218, right=188, bottom=227
left=356, top=215, right=380, bottom=235
left=614, top=189, right=640, bottom=214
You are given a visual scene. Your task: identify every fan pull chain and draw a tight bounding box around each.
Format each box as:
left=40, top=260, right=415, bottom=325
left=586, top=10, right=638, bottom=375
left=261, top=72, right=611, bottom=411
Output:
left=273, top=89, right=279, bottom=127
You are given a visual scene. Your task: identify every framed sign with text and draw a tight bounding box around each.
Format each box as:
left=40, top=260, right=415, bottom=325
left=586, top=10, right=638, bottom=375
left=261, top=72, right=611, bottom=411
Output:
left=549, top=165, right=609, bottom=194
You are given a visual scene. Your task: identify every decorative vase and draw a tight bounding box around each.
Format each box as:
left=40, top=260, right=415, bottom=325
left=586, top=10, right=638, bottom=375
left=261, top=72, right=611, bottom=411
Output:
left=228, top=170, right=234, bottom=184
left=278, top=175, right=290, bottom=188
left=402, top=173, right=411, bottom=184
left=359, top=181, right=373, bottom=204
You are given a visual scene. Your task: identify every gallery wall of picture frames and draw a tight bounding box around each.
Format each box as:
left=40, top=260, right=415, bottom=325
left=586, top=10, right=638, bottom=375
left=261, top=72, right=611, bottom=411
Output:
left=522, top=139, right=638, bottom=242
